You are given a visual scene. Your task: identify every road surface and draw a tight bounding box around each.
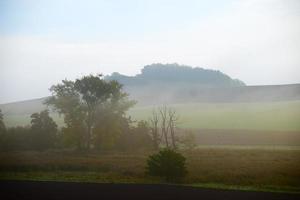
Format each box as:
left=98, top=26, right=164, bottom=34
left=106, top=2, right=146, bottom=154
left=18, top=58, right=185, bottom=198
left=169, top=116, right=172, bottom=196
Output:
left=0, top=180, right=299, bottom=200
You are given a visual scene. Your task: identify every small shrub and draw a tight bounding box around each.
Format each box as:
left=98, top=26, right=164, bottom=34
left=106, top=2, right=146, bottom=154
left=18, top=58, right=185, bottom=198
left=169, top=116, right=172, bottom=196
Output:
left=146, top=148, right=187, bottom=182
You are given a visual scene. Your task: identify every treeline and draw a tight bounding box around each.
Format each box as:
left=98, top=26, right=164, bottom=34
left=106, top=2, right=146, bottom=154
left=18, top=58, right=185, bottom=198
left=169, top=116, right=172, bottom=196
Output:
left=0, top=109, right=153, bottom=151
left=0, top=75, right=152, bottom=151
left=106, top=63, right=245, bottom=86
left=0, top=75, right=196, bottom=152
left=0, top=110, right=57, bottom=151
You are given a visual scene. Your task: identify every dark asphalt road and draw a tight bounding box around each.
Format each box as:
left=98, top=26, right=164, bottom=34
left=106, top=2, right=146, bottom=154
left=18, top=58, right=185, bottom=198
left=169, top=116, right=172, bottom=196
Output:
left=0, top=180, right=299, bottom=200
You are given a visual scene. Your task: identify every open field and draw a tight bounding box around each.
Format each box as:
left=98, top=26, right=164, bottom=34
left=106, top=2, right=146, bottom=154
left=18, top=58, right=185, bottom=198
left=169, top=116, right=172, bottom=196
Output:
left=2, top=101, right=300, bottom=131
left=2, top=100, right=299, bottom=194
left=129, top=101, right=300, bottom=131
left=190, top=129, right=300, bottom=146
left=0, top=149, right=300, bottom=193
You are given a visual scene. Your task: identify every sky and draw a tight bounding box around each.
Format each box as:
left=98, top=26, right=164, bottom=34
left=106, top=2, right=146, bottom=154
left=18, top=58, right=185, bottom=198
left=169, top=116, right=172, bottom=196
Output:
left=0, top=0, right=300, bottom=103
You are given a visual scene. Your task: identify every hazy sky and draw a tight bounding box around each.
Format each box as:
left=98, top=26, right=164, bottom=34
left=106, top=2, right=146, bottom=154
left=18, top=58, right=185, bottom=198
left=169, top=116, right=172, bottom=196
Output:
left=0, top=0, right=300, bottom=103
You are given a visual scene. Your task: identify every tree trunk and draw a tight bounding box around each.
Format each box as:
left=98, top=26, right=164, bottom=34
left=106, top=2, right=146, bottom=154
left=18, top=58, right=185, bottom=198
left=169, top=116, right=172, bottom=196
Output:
left=150, top=109, right=160, bottom=150
left=86, top=123, right=91, bottom=150
left=153, top=130, right=159, bottom=150
left=159, top=106, right=170, bottom=148
left=167, top=107, right=178, bottom=150
left=85, top=110, right=93, bottom=151
left=169, top=121, right=176, bottom=149
left=162, top=125, right=169, bottom=148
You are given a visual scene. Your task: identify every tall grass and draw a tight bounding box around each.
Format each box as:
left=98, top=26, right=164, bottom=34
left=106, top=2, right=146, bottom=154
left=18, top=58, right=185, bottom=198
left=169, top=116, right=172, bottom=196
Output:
left=0, top=149, right=299, bottom=191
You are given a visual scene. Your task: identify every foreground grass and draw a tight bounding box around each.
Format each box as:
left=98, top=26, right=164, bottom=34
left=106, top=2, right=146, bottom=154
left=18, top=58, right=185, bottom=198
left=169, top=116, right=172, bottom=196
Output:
left=189, top=183, right=300, bottom=194
left=0, top=171, right=159, bottom=184
left=0, top=148, right=300, bottom=193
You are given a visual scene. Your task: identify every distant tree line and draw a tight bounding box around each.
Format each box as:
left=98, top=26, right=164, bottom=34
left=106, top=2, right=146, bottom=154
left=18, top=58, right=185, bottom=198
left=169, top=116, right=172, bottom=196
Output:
left=0, top=109, right=57, bottom=151
left=106, top=63, right=245, bottom=86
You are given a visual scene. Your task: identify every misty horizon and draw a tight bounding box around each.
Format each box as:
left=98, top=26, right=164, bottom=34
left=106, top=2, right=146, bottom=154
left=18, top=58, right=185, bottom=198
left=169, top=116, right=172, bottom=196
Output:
left=1, top=1, right=300, bottom=197
left=1, top=63, right=300, bottom=104
left=1, top=0, right=300, bottom=103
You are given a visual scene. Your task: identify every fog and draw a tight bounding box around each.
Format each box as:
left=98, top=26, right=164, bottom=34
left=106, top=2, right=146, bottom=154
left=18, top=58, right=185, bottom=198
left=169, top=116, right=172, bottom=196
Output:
left=1, top=0, right=300, bottom=103
left=1, top=1, right=300, bottom=197
left=125, top=83, right=300, bottom=106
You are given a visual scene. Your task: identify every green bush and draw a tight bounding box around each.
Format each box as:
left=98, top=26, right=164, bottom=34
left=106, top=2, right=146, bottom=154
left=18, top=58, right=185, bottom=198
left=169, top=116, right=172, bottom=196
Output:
left=146, top=148, right=187, bottom=182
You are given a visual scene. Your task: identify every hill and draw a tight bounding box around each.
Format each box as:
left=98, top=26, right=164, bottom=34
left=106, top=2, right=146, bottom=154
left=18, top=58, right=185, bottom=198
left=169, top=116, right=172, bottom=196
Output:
left=105, top=63, right=245, bottom=87
left=0, top=98, right=47, bottom=116
left=104, top=64, right=300, bottom=105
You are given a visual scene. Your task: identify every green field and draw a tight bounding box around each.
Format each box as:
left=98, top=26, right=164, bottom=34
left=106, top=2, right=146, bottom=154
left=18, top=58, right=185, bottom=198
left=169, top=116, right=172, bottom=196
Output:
left=2, top=100, right=300, bottom=131
left=1, top=101, right=300, bottom=193
left=129, top=101, right=300, bottom=131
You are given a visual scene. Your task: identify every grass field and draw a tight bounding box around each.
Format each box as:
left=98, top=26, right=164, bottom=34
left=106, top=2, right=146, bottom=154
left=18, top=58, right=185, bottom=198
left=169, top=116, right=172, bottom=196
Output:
left=129, top=101, right=300, bottom=131
left=3, top=101, right=300, bottom=131
left=190, top=129, right=300, bottom=146
left=0, top=149, right=300, bottom=193
left=2, top=100, right=299, bottom=193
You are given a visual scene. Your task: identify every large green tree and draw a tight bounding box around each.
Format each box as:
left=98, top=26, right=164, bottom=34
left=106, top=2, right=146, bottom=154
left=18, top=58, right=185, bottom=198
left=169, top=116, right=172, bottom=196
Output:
left=46, top=74, right=135, bottom=150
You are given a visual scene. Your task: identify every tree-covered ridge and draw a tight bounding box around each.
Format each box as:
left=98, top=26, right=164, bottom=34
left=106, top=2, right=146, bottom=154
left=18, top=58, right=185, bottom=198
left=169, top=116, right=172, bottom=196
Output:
left=106, top=63, right=245, bottom=87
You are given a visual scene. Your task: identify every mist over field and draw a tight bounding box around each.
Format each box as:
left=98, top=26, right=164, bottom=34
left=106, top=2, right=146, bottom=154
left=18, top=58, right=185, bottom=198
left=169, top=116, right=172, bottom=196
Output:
left=1, top=64, right=300, bottom=148
left=1, top=0, right=300, bottom=197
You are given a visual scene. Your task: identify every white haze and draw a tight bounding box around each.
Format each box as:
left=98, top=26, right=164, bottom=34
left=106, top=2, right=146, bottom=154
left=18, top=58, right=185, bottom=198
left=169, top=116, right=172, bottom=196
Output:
left=0, top=0, right=300, bottom=103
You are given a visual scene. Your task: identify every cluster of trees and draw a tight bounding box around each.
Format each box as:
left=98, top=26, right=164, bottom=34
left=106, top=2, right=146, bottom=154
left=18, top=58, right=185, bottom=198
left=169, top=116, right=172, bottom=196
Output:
left=0, top=75, right=154, bottom=152
left=0, top=74, right=196, bottom=152
left=45, top=74, right=153, bottom=151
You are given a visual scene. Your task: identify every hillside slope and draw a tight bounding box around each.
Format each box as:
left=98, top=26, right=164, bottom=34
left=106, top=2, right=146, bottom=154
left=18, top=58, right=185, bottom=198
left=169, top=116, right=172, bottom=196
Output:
left=0, top=98, right=47, bottom=116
